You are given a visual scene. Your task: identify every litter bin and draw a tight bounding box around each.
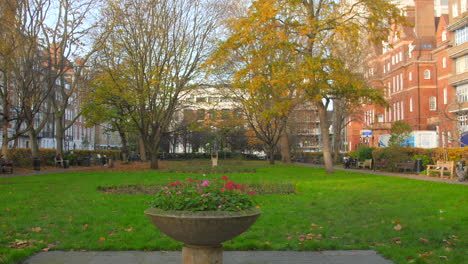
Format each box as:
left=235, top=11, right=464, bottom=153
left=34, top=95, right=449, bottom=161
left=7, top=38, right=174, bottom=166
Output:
left=63, top=160, right=69, bottom=169
left=33, top=158, right=41, bottom=171
left=456, top=161, right=466, bottom=181
left=415, top=159, right=423, bottom=174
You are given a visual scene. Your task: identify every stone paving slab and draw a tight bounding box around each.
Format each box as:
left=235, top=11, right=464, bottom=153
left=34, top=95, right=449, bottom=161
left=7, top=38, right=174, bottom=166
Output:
left=23, top=250, right=394, bottom=264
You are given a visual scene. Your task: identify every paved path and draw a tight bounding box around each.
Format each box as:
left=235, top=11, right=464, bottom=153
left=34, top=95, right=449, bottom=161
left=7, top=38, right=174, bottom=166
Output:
left=296, top=162, right=468, bottom=185
left=24, top=250, right=394, bottom=264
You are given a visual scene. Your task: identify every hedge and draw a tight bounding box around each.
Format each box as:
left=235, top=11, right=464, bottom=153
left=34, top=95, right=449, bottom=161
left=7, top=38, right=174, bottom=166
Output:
left=7, top=148, right=122, bottom=168
left=372, top=147, right=468, bottom=172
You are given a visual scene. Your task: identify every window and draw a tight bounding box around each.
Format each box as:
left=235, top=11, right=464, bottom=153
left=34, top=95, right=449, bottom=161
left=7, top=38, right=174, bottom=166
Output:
left=400, top=73, right=403, bottom=90
left=378, top=114, right=383, bottom=123
left=444, top=88, right=448, bottom=104
left=424, top=69, right=431, bottom=79
left=388, top=82, right=391, bottom=95
left=393, top=76, right=396, bottom=92
left=397, top=102, right=400, bottom=121
left=429, top=96, right=437, bottom=111
left=392, top=56, right=395, bottom=65
left=410, top=98, right=413, bottom=112
left=409, top=72, right=412, bottom=81
left=455, top=26, right=468, bottom=45
left=196, top=97, right=206, bottom=103
left=442, top=30, right=447, bottom=42
left=453, top=3, right=459, bottom=17
left=456, top=56, right=467, bottom=73
left=457, top=84, right=468, bottom=103
left=443, top=57, right=447, bottom=68
left=458, top=114, right=468, bottom=129
left=401, top=101, right=404, bottom=120
left=399, top=52, right=403, bottom=62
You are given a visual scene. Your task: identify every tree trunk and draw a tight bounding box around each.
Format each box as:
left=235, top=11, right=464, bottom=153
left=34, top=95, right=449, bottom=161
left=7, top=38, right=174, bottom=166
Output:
left=29, top=130, right=40, bottom=159
left=316, top=102, right=334, bottom=174
left=139, top=137, right=146, bottom=161
left=280, top=131, right=291, bottom=163
left=1, top=76, right=10, bottom=159
left=118, top=130, right=128, bottom=162
left=268, top=147, right=275, bottom=165
left=55, top=117, right=64, bottom=155
left=149, top=145, right=159, bottom=169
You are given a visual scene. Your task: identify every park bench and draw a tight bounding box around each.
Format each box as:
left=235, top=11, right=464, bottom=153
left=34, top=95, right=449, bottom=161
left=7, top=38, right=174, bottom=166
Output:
left=358, top=159, right=372, bottom=169
left=0, top=158, right=13, bottom=174
left=395, top=160, right=416, bottom=173
left=427, top=161, right=455, bottom=180
left=374, top=159, right=388, bottom=170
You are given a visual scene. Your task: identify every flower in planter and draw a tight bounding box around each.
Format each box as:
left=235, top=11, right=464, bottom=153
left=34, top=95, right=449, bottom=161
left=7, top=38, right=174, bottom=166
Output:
left=150, top=175, right=256, bottom=211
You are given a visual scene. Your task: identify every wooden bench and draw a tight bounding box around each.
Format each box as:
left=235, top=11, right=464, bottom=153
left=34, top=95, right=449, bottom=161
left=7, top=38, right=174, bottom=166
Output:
left=358, top=159, right=372, bottom=169
left=427, top=161, right=455, bottom=179
left=374, top=159, right=388, bottom=170
left=0, top=158, right=13, bottom=174
left=395, top=160, right=416, bottom=173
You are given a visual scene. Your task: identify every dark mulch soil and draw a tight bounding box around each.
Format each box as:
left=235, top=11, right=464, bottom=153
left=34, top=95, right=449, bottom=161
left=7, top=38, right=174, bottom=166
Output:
left=97, top=183, right=296, bottom=195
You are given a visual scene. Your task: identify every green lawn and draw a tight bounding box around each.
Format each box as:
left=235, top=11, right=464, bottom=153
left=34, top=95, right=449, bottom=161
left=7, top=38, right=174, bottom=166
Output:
left=0, top=163, right=466, bottom=264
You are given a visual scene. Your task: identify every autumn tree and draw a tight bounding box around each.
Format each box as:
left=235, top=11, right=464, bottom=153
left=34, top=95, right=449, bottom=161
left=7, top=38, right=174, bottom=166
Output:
left=211, top=0, right=404, bottom=172
left=0, top=0, right=22, bottom=158
left=207, top=0, right=303, bottom=164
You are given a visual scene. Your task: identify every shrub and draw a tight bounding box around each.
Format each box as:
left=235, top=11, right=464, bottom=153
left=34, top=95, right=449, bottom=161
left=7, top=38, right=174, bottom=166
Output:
left=8, top=148, right=121, bottom=168
left=355, top=146, right=375, bottom=161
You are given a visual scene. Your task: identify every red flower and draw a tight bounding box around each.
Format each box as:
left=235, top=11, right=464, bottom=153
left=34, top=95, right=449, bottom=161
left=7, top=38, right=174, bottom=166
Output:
left=220, top=188, right=225, bottom=193
left=169, top=182, right=177, bottom=187
left=221, top=175, right=229, bottom=181
left=248, top=190, right=256, bottom=195
left=235, top=184, right=244, bottom=190
left=175, top=180, right=182, bottom=185
left=225, top=181, right=235, bottom=190
left=186, top=178, right=194, bottom=182
left=196, top=180, right=202, bottom=184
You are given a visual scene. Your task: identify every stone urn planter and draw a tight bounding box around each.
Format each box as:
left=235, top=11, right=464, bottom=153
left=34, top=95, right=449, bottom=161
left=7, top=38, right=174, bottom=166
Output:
left=145, top=207, right=261, bottom=264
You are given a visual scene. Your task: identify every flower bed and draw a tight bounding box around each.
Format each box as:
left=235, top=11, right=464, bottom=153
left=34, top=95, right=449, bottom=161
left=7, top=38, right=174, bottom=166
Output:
left=149, top=176, right=256, bottom=211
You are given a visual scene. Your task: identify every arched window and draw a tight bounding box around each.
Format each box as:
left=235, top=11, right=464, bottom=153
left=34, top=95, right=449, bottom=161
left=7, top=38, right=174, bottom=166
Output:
left=424, top=69, right=431, bottom=79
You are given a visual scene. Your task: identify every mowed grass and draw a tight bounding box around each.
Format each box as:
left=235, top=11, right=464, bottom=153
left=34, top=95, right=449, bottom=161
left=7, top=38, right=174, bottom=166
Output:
left=0, top=163, right=466, bottom=264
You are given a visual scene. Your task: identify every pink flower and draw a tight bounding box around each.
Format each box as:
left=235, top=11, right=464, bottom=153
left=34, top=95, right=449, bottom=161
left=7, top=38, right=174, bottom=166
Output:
left=201, top=180, right=210, bottom=187
left=176, top=191, right=182, bottom=195
left=201, top=193, right=211, bottom=197
left=164, top=186, right=169, bottom=190
left=221, top=175, right=229, bottom=181
left=218, top=205, right=222, bottom=209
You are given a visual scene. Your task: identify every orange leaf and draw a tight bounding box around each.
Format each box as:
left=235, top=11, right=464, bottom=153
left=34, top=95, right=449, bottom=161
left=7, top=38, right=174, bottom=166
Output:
left=393, top=224, right=402, bottom=231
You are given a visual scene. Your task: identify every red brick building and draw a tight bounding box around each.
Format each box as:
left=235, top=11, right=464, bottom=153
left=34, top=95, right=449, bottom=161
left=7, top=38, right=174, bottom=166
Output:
left=347, top=0, right=467, bottom=150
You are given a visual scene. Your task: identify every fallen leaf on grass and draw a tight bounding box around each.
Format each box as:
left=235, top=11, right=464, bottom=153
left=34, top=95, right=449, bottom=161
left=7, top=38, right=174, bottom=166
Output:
left=8, top=239, right=28, bottom=248
left=41, top=248, right=50, bottom=252
left=391, top=237, right=401, bottom=244
left=82, top=224, right=89, bottom=231
left=31, top=227, right=42, bottom=232
left=97, top=237, right=106, bottom=243
left=419, top=238, right=429, bottom=243
left=393, top=224, right=402, bottom=231
left=124, top=227, right=133, bottom=232
left=418, top=252, right=433, bottom=258
left=444, top=247, right=452, bottom=252
left=5, top=208, right=10, bottom=212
